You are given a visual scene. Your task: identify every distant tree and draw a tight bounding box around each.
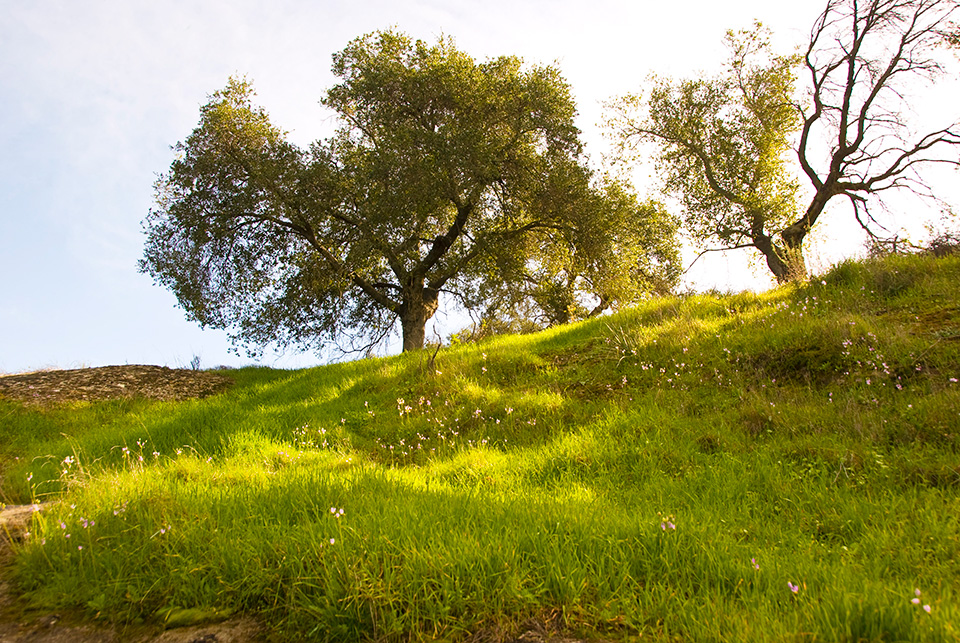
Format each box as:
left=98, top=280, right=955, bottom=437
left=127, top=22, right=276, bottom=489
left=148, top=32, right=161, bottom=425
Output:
left=475, top=177, right=681, bottom=329
left=611, top=0, right=960, bottom=283
left=141, top=30, right=678, bottom=355
left=609, top=25, right=804, bottom=281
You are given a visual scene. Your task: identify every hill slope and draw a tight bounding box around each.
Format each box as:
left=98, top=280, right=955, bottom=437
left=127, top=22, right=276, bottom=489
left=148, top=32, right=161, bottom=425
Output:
left=1, top=252, right=959, bottom=642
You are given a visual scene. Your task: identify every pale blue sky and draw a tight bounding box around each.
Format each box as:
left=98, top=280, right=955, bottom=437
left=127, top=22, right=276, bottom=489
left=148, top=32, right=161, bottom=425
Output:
left=1, top=0, right=953, bottom=373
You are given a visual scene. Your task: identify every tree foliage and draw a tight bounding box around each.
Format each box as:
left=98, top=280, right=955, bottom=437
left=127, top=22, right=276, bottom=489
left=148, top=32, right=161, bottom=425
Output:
left=611, top=0, right=960, bottom=283
left=141, top=30, right=680, bottom=355
left=609, top=24, right=801, bottom=281
left=475, top=179, right=680, bottom=330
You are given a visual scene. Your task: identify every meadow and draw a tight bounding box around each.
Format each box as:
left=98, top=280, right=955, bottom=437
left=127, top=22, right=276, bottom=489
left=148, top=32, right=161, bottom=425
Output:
left=1, top=252, right=959, bottom=642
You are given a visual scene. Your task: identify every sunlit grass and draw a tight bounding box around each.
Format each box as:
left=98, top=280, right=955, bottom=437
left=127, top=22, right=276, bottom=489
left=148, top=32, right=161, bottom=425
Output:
left=2, top=252, right=959, bottom=641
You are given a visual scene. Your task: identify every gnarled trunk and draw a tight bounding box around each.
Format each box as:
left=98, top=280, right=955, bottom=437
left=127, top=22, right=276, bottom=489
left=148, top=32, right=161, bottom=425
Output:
left=399, top=286, right=439, bottom=352
left=754, top=232, right=806, bottom=284
left=765, top=188, right=836, bottom=283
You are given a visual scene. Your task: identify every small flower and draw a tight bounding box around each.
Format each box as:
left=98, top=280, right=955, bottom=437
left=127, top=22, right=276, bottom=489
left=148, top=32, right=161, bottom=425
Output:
left=330, top=538, right=335, bottom=545
left=912, top=597, right=921, bottom=605
left=924, top=604, right=932, bottom=613
left=77, top=545, right=83, bottom=551
left=788, top=582, right=799, bottom=594
left=752, top=558, right=760, bottom=570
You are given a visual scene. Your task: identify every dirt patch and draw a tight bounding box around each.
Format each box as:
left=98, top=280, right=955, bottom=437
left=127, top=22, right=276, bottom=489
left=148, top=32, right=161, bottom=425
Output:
left=0, top=365, right=233, bottom=407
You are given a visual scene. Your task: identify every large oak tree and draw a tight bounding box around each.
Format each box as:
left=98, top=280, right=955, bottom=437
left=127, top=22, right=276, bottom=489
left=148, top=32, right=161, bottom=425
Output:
left=141, top=31, right=679, bottom=355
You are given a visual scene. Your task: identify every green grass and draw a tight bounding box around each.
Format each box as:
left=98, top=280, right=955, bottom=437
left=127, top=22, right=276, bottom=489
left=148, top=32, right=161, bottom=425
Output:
left=2, top=252, right=960, bottom=641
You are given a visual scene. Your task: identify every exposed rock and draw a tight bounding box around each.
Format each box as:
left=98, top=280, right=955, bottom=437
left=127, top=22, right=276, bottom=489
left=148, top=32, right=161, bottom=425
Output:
left=0, top=365, right=233, bottom=406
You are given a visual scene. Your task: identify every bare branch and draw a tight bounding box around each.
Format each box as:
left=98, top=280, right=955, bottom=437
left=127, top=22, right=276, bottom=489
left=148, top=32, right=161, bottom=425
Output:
left=682, top=243, right=759, bottom=275
left=794, top=0, right=960, bottom=243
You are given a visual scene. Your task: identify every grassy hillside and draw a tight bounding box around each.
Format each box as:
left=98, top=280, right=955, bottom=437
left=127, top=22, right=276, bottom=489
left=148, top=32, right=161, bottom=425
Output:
left=2, top=252, right=959, bottom=641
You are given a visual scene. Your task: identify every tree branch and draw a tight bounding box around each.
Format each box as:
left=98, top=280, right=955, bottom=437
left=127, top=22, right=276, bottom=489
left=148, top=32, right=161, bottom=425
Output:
left=682, top=243, right=759, bottom=275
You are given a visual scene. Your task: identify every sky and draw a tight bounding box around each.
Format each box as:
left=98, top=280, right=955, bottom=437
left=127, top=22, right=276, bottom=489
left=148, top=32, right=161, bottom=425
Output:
left=1, top=0, right=956, bottom=374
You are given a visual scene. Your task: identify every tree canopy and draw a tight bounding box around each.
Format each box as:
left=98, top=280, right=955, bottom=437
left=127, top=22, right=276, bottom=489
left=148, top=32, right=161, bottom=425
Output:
left=141, top=30, right=680, bottom=355
left=608, top=24, right=802, bottom=281
left=474, top=179, right=680, bottom=330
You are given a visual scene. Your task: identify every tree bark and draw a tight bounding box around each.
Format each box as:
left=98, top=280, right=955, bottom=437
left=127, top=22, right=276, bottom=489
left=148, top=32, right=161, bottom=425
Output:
left=745, top=209, right=805, bottom=284
left=399, top=286, right=440, bottom=352
left=764, top=186, right=838, bottom=283
left=753, top=232, right=806, bottom=284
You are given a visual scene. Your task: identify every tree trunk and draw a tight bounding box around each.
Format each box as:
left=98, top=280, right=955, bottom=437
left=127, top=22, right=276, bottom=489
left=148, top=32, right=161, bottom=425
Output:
left=768, top=186, right=836, bottom=282
left=754, top=233, right=806, bottom=284
left=399, top=286, right=439, bottom=352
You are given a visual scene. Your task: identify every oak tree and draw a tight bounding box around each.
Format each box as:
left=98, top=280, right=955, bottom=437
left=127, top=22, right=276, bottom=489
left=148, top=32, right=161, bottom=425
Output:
left=474, top=177, right=680, bottom=329
left=609, top=25, right=804, bottom=281
left=141, top=30, right=679, bottom=355
left=611, top=0, right=960, bottom=283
